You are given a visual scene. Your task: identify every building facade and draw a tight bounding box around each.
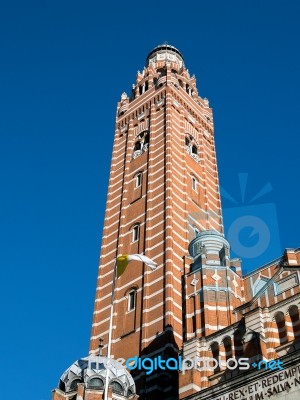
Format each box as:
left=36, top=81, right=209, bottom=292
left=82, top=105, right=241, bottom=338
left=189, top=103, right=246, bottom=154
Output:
left=52, top=45, right=300, bottom=400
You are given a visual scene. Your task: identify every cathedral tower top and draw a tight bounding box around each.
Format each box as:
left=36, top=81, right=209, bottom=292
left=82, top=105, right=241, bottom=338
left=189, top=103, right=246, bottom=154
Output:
left=146, top=43, right=185, bottom=68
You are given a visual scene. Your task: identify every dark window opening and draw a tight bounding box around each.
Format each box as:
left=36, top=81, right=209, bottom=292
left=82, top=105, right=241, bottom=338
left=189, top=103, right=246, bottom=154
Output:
left=136, top=173, right=142, bottom=187
left=88, top=377, right=104, bottom=389
left=192, top=176, right=197, bottom=191
left=128, top=290, right=136, bottom=311
left=69, top=379, right=81, bottom=392
left=289, top=305, right=300, bottom=338
left=192, top=145, right=198, bottom=155
left=192, top=314, right=196, bottom=333
left=132, top=225, right=139, bottom=242
left=111, top=381, right=124, bottom=394
left=134, top=142, right=142, bottom=151
left=59, top=380, right=66, bottom=392
left=223, top=337, right=233, bottom=362
left=211, top=342, right=220, bottom=373
left=275, top=312, right=288, bottom=345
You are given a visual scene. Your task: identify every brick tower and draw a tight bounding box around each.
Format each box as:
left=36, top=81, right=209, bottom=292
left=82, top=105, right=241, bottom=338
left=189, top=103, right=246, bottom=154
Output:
left=89, top=44, right=240, bottom=398
left=52, top=44, right=300, bottom=400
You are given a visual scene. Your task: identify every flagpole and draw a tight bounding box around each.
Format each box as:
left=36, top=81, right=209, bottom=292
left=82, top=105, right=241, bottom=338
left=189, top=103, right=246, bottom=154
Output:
left=104, top=259, right=117, bottom=400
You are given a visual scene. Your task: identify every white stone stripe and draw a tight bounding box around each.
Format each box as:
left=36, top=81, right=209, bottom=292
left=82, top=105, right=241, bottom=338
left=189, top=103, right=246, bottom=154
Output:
left=91, top=312, right=183, bottom=341
left=103, top=179, right=166, bottom=225
left=118, top=318, right=181, bottom=343
left=92, top=297, right=182, bottom=327
left=179, top=383, right=201, bottom=394
left=185, top=306, right=232, bottom=318
left=102, top=192, right=166, bottom=231
left=101, top=209, right=165, bottom=243
left=93, top=288, right=183, bottom=316
left=205, top=324, right=227, bottom=330
left=169, top=87, right=213, bottom=127
left=101, top=205, right=191, bottom=254
left=107, top=156, right=165, bottom=197
left=95, top=271, right=183, bottom=301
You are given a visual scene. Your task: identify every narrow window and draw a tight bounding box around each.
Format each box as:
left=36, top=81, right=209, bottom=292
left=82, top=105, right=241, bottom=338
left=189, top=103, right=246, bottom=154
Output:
left=192, top=314, right=196, bottom=333
left=192, top=176, right=197, bottom=191
left=132, top=224, right=139, bottom=242
left=128, top=290, right=136, bottom=311
left=136, top=173, right=142, bottom=188
left=192, top=145, right=198, bottom=155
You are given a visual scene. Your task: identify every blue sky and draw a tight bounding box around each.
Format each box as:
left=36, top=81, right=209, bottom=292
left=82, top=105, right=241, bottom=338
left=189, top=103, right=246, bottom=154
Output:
left=0, top=1, right=299, bottom=399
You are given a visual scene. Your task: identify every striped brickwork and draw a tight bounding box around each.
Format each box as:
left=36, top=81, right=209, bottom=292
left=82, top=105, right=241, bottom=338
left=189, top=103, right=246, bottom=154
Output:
left=88, top=46, right=300, bottom=400
left=90, top=46, right=224, bottom=398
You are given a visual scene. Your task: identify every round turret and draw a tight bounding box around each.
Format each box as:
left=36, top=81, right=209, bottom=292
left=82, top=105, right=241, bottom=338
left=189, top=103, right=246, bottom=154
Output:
left=58, top=355, right=136, bottom=397
left=189, top=230, right=230, bottom=262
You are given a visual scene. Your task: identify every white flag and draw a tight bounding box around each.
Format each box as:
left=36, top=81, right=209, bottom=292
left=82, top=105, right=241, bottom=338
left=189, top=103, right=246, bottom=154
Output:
left=116, top=254, right=157, bottom=277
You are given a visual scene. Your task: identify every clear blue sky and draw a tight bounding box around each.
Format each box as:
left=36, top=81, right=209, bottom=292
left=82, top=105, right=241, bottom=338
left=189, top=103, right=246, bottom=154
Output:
left=0, top=1, right=299, bottom=399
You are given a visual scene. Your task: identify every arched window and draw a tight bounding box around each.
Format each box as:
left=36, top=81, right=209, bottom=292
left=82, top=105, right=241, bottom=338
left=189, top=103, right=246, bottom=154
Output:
left=128, top=289, right=136, bottom=311
left=157, top=68, right=166, bottom=76
left=133, top=131, right=149, bottom=159
left=110, top=380, right=124, bottom=395
left=223, top=337, right=232, bottom=362
left=88, top=377, right=104, bottom=389
left=289, top=305, right=300, bottom=339
left=69, top=378, right=82, bottom=392
left=210, top=342, right=220, bottom=373
left=233, top=331, right=244, bottom=359
left=185, top=134, right=199, bottom=162
left=275, top=312, right=288, bottom=345
left=132, top=224, right=139, bottom=242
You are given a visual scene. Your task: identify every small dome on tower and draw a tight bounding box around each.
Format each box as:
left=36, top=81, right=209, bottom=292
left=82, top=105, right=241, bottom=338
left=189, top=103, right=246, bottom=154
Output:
left=189, top=230, right=230, bottom=262
left=146, top=43, right=185, bottom=68
left=57, top=355, right=136, bottom=397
